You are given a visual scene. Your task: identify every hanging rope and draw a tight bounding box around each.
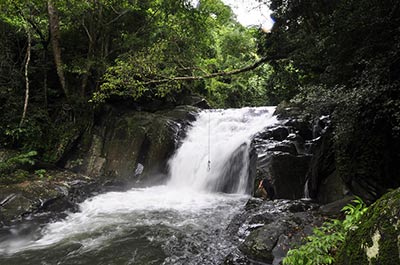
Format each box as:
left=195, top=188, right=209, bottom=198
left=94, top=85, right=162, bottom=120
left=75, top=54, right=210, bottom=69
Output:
left=207, top=111, right=211, bottom=171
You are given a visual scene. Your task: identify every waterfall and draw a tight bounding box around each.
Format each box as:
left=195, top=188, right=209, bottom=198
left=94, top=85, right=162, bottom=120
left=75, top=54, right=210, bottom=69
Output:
left=0, top=106, right=280, bottom=264
left=168, top=107, right=278, bottom=194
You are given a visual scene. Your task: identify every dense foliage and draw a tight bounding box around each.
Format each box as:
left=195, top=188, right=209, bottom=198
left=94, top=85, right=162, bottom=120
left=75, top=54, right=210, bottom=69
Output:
left=261, top=0, right=400, bottom=199
left=0, top=0, right=270, bottom=165
left=283, top=197, right=368, bottom=265
left=1, top=0, right=399, bottom=195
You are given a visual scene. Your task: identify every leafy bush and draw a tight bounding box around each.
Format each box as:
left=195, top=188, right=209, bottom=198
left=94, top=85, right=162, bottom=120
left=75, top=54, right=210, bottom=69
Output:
left=0, top=150, right=37, bottom=183
left=282, top=197, right=368, bottom=265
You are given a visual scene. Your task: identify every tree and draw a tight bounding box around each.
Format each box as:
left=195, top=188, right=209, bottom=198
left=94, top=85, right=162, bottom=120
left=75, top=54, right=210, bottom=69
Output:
left=47, top=0, right=67, bottom=98
left=261, top=0, right=400, bottom=199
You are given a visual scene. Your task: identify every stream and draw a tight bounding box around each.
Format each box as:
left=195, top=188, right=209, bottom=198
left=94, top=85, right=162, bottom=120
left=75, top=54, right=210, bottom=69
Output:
left=0, top=107, right=278, bottom=265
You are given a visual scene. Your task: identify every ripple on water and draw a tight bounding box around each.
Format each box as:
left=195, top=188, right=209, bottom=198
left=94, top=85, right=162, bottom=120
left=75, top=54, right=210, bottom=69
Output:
left=0, top=186, right=248, bottom=265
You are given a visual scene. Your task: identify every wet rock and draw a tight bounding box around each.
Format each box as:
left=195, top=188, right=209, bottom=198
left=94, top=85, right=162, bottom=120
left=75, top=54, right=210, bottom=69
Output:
left=223, top=249, right=255, bottom=265
left=266, top=141, right=297, bottom=156
left=213, top=143, right=251, bottom=193
left=274, top=106, right=303, bottom=121
left=305, top=126, right=347, bottom=204
left=0, top=170, right=100, bottom=225
left=264, top=153, right=311, bottom=200
left=319, top=196, right=355, bottom=217
left=239, top=222, right=289, bottom=263
left=225, top=199, right=323, bottom=265
left=65, top=105, right=199, bottom=186
left=283, top=119, right=312, bottom=141
left=335, top=188, right=400, bottom=265
left=270, top=126, right=289, bottom=141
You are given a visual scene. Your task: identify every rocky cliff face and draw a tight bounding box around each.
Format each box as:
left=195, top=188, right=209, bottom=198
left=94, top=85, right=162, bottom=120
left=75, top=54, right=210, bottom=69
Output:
left=0, top=104, right=200, bottom=225
left=250, top=111, right=347, bottom=203
left=64, top=105, right=200, bottom=186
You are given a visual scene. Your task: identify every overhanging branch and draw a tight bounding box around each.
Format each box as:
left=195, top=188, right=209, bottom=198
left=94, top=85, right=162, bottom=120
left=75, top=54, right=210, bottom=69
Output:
left=141, top=56, right=271, bottom=85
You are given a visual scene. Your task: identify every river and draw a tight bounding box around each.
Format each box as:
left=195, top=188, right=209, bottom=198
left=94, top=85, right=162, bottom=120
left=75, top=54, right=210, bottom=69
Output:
left=0, top=107, right=278, bottom=265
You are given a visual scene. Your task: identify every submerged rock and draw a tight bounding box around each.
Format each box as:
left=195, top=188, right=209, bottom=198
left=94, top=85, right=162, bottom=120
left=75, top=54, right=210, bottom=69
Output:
left=335, top=188, right=400, bottom=265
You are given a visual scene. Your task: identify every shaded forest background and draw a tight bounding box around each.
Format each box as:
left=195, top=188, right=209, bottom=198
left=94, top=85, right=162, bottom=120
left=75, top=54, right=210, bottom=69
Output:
left=0, top=0, right=399, bottom=194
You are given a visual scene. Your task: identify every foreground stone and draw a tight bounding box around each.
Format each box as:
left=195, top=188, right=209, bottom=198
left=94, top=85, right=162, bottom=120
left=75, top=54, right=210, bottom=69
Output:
left=335, top=188, right=400, bottom=265
left=0, top=170, right=103, bottom=226
left=224, top=198, right=324, bottom=265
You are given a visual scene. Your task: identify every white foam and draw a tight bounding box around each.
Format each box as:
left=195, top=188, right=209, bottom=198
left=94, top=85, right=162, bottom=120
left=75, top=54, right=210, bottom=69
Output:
left=168, top=107, right=278, bottom=193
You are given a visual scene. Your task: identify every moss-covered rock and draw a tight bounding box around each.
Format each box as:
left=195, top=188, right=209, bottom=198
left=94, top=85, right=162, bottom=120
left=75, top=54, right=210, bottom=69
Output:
left=0, top=170, right=99, bottom=225
left=65, top=104, right=199, bottom=185
left=335, top=188, right=400, bottom=265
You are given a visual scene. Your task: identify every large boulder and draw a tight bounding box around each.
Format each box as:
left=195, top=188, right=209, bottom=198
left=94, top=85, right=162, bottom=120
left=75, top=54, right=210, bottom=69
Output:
left=305, top=126, right=348, bottom=204
left=335, top=188, right=400, bottom=265
left=0, top=170, right=100, bottom=225
left=224, top=199, right=323, bottom=265
left=259, top=153, right=311, bottom=200
left=251, top=122, right=312, bottom=200
left=65, top=105, right=199, bottom=186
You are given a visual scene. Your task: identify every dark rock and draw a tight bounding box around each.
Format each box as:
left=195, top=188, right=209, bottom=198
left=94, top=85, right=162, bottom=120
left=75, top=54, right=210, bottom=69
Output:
left=244, top=198, right=264, bottom=211
left=223, top=249, right=257, bottom=265
left=274, top=106, right=303, bottom=120
left=239, top=222, right=289, bottom=263
left=283, top=119, right=313, bottom=141
left=225, top=199, right=323, bottom=265
left=305, top=127, right=342, bottom=203
left=0, top=170, right=100, bottom=225
left=316, top=171, right=349, bottom=204
left=319, top=196, right=355, bottom=217
left=65, top=105, right=199, bottom=186
left=270, top=126, right=289, bottom=141
left=267, top=141, right=297, bottom=156
left=260, top=153, right=311, bottom=200
left=335, top=188, right=400, bottom=265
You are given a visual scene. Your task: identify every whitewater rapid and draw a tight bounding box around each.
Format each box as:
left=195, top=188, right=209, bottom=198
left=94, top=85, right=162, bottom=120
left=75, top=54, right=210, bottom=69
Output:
left=0, top=106, right=279, bottom=264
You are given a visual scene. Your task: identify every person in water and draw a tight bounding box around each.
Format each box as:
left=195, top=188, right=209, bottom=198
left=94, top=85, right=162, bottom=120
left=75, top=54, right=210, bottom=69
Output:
left=257, top=178, right=275, bottom=200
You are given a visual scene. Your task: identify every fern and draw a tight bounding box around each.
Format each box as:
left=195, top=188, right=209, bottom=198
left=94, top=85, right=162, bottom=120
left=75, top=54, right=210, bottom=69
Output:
left=282, top=197, right=367, bottom=265
left=0, top=151, right=37, bottom=174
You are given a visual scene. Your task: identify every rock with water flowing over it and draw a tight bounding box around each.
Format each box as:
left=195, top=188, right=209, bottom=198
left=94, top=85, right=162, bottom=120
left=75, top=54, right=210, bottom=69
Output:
left=64, top=104, right=200, bottom=186
left=251, top=121, right=313, bottom=200
left=224, top=198, right=323, bottom=265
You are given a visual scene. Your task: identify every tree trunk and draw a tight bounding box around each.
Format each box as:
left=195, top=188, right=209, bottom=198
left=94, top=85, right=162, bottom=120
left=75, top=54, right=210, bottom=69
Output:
left=20, top=31, right=31, bottom=126
left=47, top=0, right=67, bottom=97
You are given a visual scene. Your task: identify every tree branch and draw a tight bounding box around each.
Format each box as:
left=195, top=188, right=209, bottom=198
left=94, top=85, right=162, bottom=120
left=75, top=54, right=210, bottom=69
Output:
left=140, top=56, right=271, bottom=85
left=20, top=31, right=31, bottom=126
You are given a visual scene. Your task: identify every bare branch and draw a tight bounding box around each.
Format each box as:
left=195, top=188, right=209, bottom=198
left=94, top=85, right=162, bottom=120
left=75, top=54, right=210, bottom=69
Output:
left=20, top=31, right=31, bottom=126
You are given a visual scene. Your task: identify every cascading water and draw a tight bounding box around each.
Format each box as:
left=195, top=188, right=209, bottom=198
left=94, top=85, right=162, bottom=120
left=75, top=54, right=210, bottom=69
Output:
left=0, top=107, right=278, bottom=265
left=168, top=107, right=278, bottom=193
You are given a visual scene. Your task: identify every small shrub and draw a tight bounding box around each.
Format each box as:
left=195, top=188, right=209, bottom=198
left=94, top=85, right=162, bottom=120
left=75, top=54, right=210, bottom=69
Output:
left=34, top=169, right=47, bottom=179
left=282, top=197, right=367, bottom=265
left=0, top=151, right=37, bottom=184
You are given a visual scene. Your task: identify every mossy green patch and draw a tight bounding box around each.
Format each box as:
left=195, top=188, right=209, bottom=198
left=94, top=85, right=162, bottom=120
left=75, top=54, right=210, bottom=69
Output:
left=335, top=188, right=400, bottom=265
